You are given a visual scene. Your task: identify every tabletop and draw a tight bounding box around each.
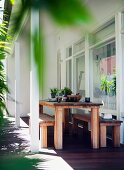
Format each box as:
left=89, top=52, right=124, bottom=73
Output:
left=39, top=100, right=103, bottom=108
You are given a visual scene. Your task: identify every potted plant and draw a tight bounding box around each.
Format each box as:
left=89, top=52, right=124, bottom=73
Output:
left=100, top=75, right=109, bottom=95
left=50, top=88, right=58, bottom=98
left=61, top=87, right=72, bottom=96
left=101, top=75, right=116, bottom=96
left=61, top=87, right=81, bottom=102
left=111, top=75, right=116, bottom=95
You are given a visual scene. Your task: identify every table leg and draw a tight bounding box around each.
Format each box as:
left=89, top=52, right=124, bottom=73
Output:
left=54, top=107, right=63, bottom=149
left=63, top=108, right=70, bottom=134
left=91, top=107, right=99, bottom=149
left=113, top=126, right=120, bottom=147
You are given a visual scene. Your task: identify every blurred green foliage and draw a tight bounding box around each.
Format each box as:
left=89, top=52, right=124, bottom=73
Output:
left=0, top=154, right=43, bottom=170
left=11, top=0, right=92, bottom=33
left=0, top=20, right=10, bottom=125
left=9, top=0, right=91, bottom=96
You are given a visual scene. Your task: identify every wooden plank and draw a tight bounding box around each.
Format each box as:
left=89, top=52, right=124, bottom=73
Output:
left=91, top=108, right=99, bottom=149
left=100, top=125, right=106, bottom=147
left=39, top=114, right=54, bottom=123
left=54, top=107, right=63, bottom=149
left=41, top=126, right=47, bottom=148
left=39, top=101, right=102, bottom=108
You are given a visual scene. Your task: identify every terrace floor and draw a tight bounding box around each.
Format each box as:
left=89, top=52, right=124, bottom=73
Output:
left=0, top=116, right=124, bottom=170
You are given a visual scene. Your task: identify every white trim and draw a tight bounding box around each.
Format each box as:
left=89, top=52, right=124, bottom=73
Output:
left=115, top=12, right=124, bottom=143
left=85, top=34, right=90, bottom=97
left=73, top=50, right=85, bottom=57
left=65, top=56, right=73, bottom=61
left=89, top=49, right=94, bottom=101
left=72, top=56, right=74, bottom=91
left=92, top=18, right=115, bottom=34
left=89, top=36, right=115, bottom=49
left=30, top=9, right=39, bottom=153
left=15, top=42, right=20, bottom=127
left=64, top=38, right=85, bottom=92
left=115, top=12, right=123, bottom=118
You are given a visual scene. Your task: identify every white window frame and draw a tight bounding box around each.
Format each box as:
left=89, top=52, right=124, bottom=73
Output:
left=65, top=39, right=85, bottom=93
left=89, top=19, right=117, bottom=114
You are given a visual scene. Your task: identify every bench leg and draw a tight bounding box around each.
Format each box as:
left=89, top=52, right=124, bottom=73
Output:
left=83, top=121, right=89, bottom=135
left=100, top=125, right=106, bottom=147
left=72, top=118, right=78, bottom=135
left=63, top=109, right=70, bottom=134
left=41, top=126, right=47, bottom=148
left=112, top=126, right=120, bottom=147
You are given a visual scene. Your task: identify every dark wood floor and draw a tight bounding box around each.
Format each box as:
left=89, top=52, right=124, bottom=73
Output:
left=1, top=117, right=124, bottom=170
left=47, top=124, right=124, bottom=170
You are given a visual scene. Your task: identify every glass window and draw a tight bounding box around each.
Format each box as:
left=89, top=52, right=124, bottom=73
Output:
left=92, top=41, right=116, bottom=110
left=75, top=54, right=85, bottom=96
left=66, top=60, right=72, bottom=88
left=73, top=40, right=85, bottom=55
left=57, top=51, right=61, bottom=89
left=89, top=20, right=115, bottom=46
left=66, top=46, right=72, bottom=58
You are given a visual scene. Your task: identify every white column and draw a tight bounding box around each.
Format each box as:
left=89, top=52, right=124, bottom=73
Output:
left=15, top=42, right=21, bottom=127
left=115, top=12, right=124, bottom=143
left=85, top=34, right=90, bottom=97
left=30, top=9, right=39, bottom=152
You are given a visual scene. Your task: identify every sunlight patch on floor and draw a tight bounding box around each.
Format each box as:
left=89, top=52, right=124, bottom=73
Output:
left=39, top=148, right=57, bottom=155
left=26, top=152, right=74, bottom=170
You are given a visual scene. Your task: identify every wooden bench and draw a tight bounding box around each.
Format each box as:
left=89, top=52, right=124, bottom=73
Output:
left=72, top=113, right=123, bottom=147
left=39, top=114, right=55, bottom=148
left=100, top=119, right=122, bottom=147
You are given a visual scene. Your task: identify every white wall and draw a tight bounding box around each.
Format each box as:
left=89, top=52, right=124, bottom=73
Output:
left=6, top=52, right=15, bottom=116
left=19, top=34, right=30, bottom=116
left=43, top=33, right=57, bottom=98
left=87, top=0, right=124, bottom=30
left=6, top=21, right=30, bottom=117
left=40, top=13, right=58, bottom=99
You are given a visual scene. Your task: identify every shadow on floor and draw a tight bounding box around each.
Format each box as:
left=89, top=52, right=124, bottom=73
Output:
left=0, top=117, right=74, bottom=170
left=0, top=117, right=30, bottom=155
left=1, top=116, right=124, bottom=170
left=0, top=117, right=50, bottom=170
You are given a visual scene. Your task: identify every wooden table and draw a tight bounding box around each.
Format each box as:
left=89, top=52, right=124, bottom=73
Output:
left=39, top=101, right=103, bottom=149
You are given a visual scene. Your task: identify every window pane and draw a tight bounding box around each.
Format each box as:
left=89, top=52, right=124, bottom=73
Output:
left=89, top=20, right=115, bottom=46
left=66, top=60, right=72, bottom=88
left=57, top=53, right=61, bottom=89
left=73, top=40, right=85, bottom=55
left=93, top=41, right=116, bottom=110
left=66, top=46, right=72, bottom=58
left=76, top=55, right=85, bottom=96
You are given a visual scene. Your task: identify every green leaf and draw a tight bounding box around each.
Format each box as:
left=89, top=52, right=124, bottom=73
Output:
left=10, top=0, right=15, bottom=5
left=11, top=0, right=92, bottom=37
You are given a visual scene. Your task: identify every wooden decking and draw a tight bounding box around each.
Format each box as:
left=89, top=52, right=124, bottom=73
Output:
left=1, top=116, right=124, bottom=170
left=46, top=123, right=124, bottom=170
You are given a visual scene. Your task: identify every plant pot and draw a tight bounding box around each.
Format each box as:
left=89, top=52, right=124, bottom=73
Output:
left=51, top=93, right=56, bottom=98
